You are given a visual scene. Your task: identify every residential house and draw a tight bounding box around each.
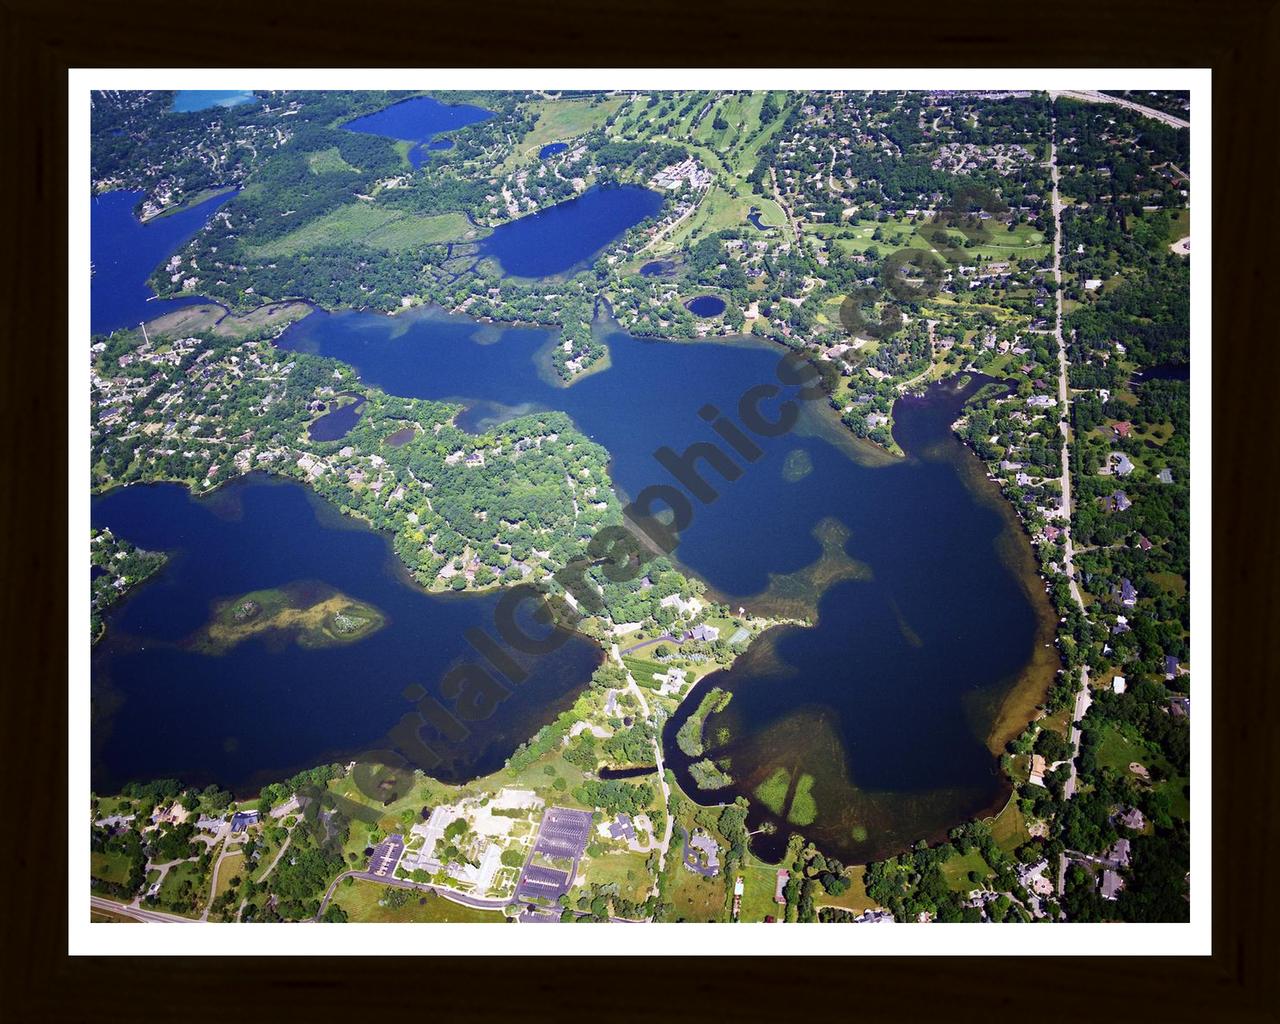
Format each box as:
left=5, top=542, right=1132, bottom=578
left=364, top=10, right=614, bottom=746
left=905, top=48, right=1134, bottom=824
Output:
left=1100, top=869, right=1125, bottom=901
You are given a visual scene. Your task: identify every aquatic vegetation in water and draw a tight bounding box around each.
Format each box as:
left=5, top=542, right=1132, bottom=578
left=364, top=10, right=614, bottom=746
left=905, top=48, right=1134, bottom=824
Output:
left=189, top=581, right=386, bottom=654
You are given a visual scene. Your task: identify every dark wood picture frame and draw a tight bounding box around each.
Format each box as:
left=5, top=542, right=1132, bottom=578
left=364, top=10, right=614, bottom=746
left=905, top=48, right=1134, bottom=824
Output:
left=2, top=0, right=1274, bottom=1017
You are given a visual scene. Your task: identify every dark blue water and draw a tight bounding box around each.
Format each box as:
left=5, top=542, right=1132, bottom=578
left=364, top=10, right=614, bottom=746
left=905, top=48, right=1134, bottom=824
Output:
left=640, top=260, right=675, bottom=278
left=342, top=95, right=492, bottom=169
left=172, top=91, right=256, bottom=112
left=91, top=189, right=236, bottom=336
left=91, top=476, right=601, bottom=795
left=95, top=295, right=1052, bottom=858
left=686, top=295, right=727, bottom=317
left=747, top=209, right=769, bottom=231
left=1133, top=362, right=1190, bottom=383
left=307, top=394, right=365, bottom=442
left=273, top=307, right=1055, bottom=858
left=539, top=142, right=569, bottom=158
left=479, top=185, right=664, bottom=278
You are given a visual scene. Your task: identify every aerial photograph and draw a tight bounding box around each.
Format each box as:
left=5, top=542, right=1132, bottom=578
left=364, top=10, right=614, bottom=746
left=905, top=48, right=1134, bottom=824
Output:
left=84, top=83, right=1195, bottom=930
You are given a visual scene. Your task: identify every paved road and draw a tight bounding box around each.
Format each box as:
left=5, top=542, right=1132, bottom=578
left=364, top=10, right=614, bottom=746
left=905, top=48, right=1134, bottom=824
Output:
left=1049, top=120, right=1097, bottom=897
left=1049, top=121, right=1092, bottom=808
left=611, top=643, right=673, bottom=889
left=200, top=823, right=236, bottom=922
left=1061, top=669, right=1093, bottom=802
left=620, top=632, right=680, bottom=656
left=91, top=895, right=196, bottom=924
left=1050, top=90, right=1189, bottom=129
left=769, top=166, right=800, bottom=243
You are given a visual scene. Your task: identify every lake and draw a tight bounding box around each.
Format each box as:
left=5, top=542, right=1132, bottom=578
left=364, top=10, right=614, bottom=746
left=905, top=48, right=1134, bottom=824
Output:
left=342, top=95, right=493, bottom=169
left=273, top=308, right=1058, bottom=861
left=539, top=142, right=569, bottom=158
left=1132, top=362, right=1190, bottom=383
left=307, top=393, right=366, bottom=442
left=172, top=91, right=257, bottom=112
left=90, top=189, right=236, bottom=336
left=685, top=295, right=726, bottom=317
left=478, top=185, right=663, bottom=278
left=91, top=475, right=602, bottom=796
left=640, top=260, right=676, bottom=278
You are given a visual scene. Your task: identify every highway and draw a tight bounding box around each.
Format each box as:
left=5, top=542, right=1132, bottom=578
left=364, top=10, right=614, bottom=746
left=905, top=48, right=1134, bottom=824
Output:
left=1050, top=90, right=1189, bottom=130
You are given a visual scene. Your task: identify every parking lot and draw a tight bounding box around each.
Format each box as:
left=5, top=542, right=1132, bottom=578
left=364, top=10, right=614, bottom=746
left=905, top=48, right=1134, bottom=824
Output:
left=532, top=807, right=593, bottom=859
left=513, top=807, right=593, bottom=905
left=368, top=833, right=405, bottom=878
left=515, top=864, right=572, bottom=902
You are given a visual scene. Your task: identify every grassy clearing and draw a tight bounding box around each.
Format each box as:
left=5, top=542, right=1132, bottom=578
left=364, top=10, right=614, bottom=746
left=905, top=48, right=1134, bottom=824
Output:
left=581, top=849, right=652, bottom=904
left=251, top=204, right=476, bottom=257
left=157, top=860, right=206, bottom=917
left=332, top=879, right=505, bottom=923
left=814, top=217, right=1049, bottom=264
left=1094, top=723, right=1151, bottom=774
left=307, top=147, right=358, bottom=174
left=816, top=871, right=876, bottom=914
left=940, top=848, right=993, bottom=892
left=1158, top=775, right=1191, bottom=821
left=667, top=858, right=726, bottom=922
left=735, top=856, right=786, bottom=922
left=90, top=851, right=133, bottom=885
left=1147, top=571, right=1187, bottom=598
left=986, top=797, right=1030, bottom=854
left=665, top=183, right=786, bottom=251
left=500, top=96, right=626, bottom=172
left=213, top=852, right=244, bottom=901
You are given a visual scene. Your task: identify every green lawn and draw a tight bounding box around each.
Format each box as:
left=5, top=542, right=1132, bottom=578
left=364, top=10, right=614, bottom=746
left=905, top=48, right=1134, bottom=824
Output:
left=90, top=851, right=133, bottom=885
left=580, top=849, right=652, bottom=905
left=667, top=858, right=727, bottom=922
left=250, top=204, right=477, bottom=257
left=815, top=871, right=876, bottom=914
left=307, top=147, right=357, bottom=175
left=332, top=879, right=505, bottom=923
left=986, top=798, right=1030, bottom=854
left=813, top=217, right=1049, bottom=264
left=499, top=96, right=626, bottom=171
left=1093, top=724, right=1188, bottom=821
left=940, top=848, right=993, bottom=892
left=156, top=860, right=207, bottom=917
left=213, top=852, right=244, bottom=901
left=735, top=856, right=787, bottom=922
left=667, top=183, right=785, bottom=250
left=1094, top=722, right=1151, bottom=774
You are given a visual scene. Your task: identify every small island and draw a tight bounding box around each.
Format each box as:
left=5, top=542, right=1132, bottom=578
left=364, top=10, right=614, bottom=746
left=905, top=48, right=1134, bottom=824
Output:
left=190, top=581, right=386, bottom=655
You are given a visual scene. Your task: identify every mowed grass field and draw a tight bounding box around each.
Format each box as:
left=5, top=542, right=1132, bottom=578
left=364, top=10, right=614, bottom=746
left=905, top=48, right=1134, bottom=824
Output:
left=811, top=218, right=1049, bottom=264
left=331, top=879, right=505, bottom=922
left=664, top=182, right=788, bottom=251
left=1093, top=722, right=1190, bottom=821
left=90, top=851, right=134, bottom=885
left=580, top=848, right=652, bottom=905
left=499, top=96, right=627, bottom=172
left=250, top=204, right=477, bottom=258
left=939, top=848, right=994, bottom=892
